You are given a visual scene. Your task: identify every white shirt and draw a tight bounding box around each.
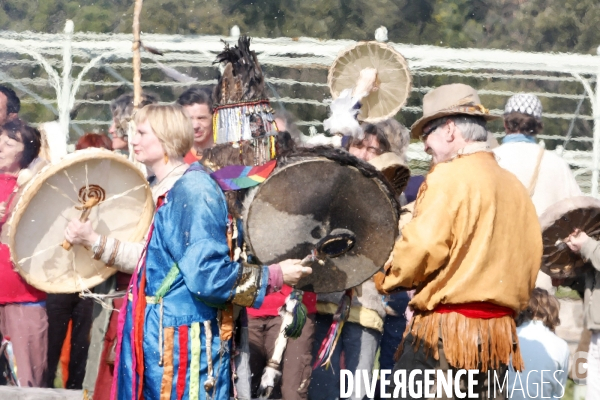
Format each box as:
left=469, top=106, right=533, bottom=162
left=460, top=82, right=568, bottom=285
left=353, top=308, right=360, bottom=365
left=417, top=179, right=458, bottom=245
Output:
left=508, top=320, right=570, bottom=399
left=494, top=141, right=581, bottom=292
left=493, top=142, right=581, bottom=216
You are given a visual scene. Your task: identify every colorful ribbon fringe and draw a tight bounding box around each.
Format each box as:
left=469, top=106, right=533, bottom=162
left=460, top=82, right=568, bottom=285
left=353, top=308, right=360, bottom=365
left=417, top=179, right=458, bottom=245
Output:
left=210, top=159, right=276, bottom=191
left=312, top=289, right=353, bottom=370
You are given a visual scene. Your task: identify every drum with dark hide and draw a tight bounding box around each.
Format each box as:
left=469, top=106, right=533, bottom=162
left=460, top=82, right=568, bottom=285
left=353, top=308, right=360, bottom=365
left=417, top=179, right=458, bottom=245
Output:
left=244, top=147, right=401, bottom=293
left=540, top=196, right=600, bottom=279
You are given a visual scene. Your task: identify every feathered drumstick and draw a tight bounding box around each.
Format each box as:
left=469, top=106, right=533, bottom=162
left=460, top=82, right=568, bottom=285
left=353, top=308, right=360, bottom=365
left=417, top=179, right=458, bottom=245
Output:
left=323, top=68, right=378, bottom=139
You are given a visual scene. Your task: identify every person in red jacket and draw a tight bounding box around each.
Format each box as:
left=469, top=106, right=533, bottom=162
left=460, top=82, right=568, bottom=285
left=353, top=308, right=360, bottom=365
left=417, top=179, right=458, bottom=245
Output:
left=0, top=119, right=46, bottom=387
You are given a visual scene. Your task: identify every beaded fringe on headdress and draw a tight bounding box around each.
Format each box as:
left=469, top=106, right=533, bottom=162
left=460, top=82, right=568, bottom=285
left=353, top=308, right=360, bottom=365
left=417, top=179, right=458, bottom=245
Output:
left=213, top=100, right=277, bottom=145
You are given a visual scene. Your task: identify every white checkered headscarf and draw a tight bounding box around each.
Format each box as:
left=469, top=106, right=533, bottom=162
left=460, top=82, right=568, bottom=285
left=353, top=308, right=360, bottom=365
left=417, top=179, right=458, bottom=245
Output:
left=504, top=93, right=542, bottom=120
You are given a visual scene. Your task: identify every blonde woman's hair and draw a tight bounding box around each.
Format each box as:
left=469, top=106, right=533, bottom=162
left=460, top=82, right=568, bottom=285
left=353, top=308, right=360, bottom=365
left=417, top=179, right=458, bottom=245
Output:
left=134, top=104, right=193, bottom=159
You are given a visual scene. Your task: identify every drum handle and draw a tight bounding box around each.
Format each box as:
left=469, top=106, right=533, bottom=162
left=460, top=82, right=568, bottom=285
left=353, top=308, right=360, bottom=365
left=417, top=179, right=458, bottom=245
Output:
left=62, top=197, right=100, bottom=251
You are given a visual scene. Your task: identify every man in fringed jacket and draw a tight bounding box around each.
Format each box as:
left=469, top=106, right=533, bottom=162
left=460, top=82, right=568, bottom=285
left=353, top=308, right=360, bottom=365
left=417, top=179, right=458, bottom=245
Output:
left=374, top=83, right=542, bottom=399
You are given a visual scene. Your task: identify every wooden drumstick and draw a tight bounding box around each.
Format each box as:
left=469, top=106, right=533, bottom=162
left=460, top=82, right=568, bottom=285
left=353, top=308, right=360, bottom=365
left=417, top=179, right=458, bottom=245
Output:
left=62, top=197, right=100, bottom=251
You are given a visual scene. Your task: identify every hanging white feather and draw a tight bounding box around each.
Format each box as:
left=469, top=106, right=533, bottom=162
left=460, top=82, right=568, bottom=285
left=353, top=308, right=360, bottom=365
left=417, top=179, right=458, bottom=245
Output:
left=323, top=89, right=362, bottom=138
left=305, top=134, right=343, bottom=148
left=323, top=68, right=378, bottom=139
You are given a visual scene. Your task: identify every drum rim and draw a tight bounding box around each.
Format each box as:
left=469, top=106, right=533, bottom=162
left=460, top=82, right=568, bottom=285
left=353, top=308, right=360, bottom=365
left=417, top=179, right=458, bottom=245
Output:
left=327, top=40, right=412, bottom=123
left=7, top=148, right=154, bottom=293
left=540, top=195, right=600, bottom=278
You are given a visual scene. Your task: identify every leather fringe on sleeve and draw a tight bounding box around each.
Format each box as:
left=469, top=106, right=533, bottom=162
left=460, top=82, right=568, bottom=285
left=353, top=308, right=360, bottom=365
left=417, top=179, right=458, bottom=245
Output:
left=395, top=311, right=524, bottom=372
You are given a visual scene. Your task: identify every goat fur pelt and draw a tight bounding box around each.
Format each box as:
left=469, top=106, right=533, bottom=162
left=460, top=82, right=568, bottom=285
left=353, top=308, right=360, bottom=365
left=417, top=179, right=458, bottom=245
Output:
left=257, top=296, right=297, bottom=398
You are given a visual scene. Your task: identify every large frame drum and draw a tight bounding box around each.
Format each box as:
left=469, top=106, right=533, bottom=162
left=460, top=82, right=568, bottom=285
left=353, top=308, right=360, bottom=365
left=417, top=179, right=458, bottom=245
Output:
left=245, top=148, right=400, bottom=293
left=8, top=149, right=154, bottom=293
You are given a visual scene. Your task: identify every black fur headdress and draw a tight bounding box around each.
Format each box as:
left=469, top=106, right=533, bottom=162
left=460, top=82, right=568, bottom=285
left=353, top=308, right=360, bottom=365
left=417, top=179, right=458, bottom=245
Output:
left=210, top=36, right=277, bottom=154
left=213, top=36, right=269, bottom=105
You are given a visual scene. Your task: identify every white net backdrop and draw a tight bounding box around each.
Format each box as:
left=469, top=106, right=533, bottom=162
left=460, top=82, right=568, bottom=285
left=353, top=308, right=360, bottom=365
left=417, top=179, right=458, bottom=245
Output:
left=1, top=22, right=600, bottom=194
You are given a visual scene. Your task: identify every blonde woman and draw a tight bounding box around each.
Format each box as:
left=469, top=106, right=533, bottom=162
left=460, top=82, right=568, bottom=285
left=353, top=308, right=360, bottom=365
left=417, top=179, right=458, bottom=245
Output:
left=65, top=104, right=310, bottom=400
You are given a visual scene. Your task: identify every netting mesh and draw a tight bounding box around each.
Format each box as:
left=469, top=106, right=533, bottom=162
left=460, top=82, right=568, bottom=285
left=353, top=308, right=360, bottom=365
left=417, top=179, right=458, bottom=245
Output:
left=1, top=27, right=599, bottom=194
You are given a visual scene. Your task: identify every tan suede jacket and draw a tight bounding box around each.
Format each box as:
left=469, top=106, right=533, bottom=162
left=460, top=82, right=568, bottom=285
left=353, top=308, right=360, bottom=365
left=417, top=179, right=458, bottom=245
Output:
left=375, top=151, right=542, bottom=314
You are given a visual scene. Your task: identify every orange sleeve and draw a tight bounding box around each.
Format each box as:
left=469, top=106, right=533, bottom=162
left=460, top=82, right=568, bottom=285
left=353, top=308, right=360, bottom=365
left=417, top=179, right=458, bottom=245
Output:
left=376, top=171, right=457, bottom=294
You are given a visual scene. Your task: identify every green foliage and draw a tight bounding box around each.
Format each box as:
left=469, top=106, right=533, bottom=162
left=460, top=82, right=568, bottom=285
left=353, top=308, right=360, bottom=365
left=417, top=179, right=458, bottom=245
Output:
left=73, top=4, right=121, bottom=33
left=1, top=0, right=600, bottom=146
left=479, top=0, right=600, bottom=53
left=555, top=286, right=582, bottom=300
left=139, top=0, right=237, bottom=35
left=2, top=0, right=599, bottom=52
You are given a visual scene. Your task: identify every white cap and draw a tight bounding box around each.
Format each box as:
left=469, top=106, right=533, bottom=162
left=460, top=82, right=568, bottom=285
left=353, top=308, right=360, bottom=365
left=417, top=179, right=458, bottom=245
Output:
left=504, top=93, right=542, bottom=120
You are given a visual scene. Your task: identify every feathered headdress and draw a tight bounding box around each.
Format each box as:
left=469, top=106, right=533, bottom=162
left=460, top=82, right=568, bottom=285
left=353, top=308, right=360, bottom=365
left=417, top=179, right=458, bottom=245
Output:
left=211, top=36, right=278, bottom=162
left=213, top=36, right=269, bottom=104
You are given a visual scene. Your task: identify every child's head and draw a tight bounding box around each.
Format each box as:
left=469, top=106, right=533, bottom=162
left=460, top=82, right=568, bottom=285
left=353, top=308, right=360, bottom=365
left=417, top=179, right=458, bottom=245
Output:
left=516, top=288, right=561, bottom=332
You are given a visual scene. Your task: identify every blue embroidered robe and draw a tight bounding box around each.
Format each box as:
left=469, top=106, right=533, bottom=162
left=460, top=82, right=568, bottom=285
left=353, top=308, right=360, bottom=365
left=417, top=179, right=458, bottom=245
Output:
left=115, top=165, right=267, bottom=400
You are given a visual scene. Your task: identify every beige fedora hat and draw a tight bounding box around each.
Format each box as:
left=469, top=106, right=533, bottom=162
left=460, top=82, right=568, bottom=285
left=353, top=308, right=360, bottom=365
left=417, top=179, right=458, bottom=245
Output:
left=410, top=83, right=500, bottom=138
